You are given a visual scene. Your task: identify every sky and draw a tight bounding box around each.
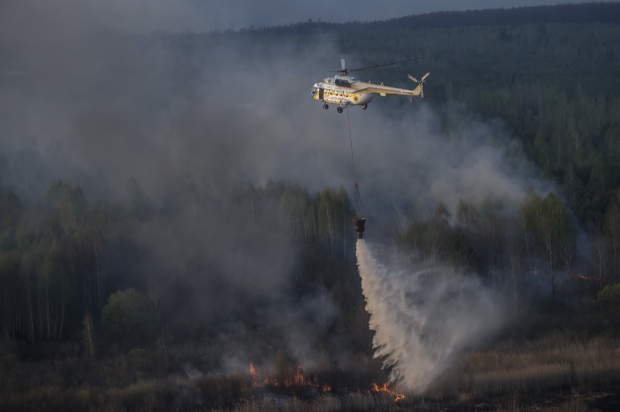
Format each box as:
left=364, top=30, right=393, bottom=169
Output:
left=29, top=0, right=600, bottom=33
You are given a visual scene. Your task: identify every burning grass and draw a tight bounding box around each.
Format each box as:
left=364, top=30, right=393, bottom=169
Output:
left=247, top=363, right=334, bottom=400
left=371, top=383, right=405, bottom=401
left=3, top=332, right=620, bottom=411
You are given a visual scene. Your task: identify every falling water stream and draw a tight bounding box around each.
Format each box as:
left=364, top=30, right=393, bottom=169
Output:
left=356, top=239, right=504, bottom=392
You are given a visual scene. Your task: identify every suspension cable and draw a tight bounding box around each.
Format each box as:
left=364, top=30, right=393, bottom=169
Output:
left=346, top=107, right=365, bottom=218
left=346, top=107, right=358, bottom=185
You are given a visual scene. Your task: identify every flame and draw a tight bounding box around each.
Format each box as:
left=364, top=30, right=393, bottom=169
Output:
left=372, top=383, right=405, bottom=401
left=289, top=366, right=305, bottom=385
left=249, top=363, right=258, bottom=387
left=285, top=366, right=332, bottom=392
left=249, top=364, right=331, bottom=392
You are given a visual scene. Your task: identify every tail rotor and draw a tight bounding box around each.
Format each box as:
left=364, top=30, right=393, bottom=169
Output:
left=408, top=72, right=430, bottom=99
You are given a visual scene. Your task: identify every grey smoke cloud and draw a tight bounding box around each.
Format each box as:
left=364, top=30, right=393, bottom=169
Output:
left=1, top=0, right=551, bottom=264
left=0, top=0, right=554, bottom=370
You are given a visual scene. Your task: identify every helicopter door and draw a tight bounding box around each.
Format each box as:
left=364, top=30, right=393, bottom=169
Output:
left=319, top=88, right=324, bottom=100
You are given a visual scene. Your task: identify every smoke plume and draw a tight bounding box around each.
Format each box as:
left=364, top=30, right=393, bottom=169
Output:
left=1, top=0, right=552, bottom=373
left=356, top=240, right=504, bottom=392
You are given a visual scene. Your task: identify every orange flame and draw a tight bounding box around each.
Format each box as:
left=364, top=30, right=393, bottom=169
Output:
left=372, top=383, right=405, bottom=401
left=249, top=364, right=332, bottom=392
left=282, top=366, right=332, bottom=392
left=249, top=363, right=258, bottom=387
left=288, top=366, right=305, bottom=385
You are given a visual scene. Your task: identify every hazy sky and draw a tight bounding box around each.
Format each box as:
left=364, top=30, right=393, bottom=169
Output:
left=78, top=0, right=598, bottom=32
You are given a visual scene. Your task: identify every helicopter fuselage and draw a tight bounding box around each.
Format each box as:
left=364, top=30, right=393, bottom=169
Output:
left=311, top=75, right=374, bottom=108
left=311, top=74, right=425, bottom=111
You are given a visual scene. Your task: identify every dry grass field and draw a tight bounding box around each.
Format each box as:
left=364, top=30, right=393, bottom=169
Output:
left=430, top=332, right=620, bottom=397
left=3, top=331, right=620, bottom=411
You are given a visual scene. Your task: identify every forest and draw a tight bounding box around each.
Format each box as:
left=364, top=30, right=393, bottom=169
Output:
left=2, top=2, right=620, bottom=411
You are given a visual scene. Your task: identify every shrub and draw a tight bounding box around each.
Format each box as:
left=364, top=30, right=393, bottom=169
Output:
left=597, top=283, right=620, bottom=307
left=102, top=288, right=156, bottom=346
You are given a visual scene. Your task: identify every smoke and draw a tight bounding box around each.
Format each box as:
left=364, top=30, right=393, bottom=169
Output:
left=0, top=0, right=554, bottom=372
left=0, top=0, right=549, bottom=212
left=356, top=240, right=504, bottom=392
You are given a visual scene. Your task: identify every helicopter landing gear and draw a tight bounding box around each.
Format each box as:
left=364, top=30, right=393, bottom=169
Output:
left=361, top=104, right=368, bottom=110
left=337, top=107, right=343, bottom=113
left=323, top=103, right=329, bottom=110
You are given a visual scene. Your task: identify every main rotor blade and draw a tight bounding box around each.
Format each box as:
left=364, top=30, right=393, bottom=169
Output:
left=349, top=65, right=400, bottom=72
left=268, top=67, right=326, bottom=74
left=328, top=64, right=411, bottom=74
left=341, top=58, right=346, bottom=71
left=345, top=57, right=425, bottom=73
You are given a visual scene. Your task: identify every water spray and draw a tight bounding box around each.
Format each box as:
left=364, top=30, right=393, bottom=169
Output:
left=355, top=241, right=504, bottom=391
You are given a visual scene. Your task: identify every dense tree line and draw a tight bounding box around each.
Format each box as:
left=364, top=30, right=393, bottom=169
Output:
left=0, top=180, right=372, bottom=353
left=0, top=183, right=116, bottom=342
left=0, top=174, right=610, bottom=349
left=256, top=3, right=620, bottom=34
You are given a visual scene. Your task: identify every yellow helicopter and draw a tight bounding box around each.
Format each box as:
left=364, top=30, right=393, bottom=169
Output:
left=311, top=59, right=430, bottom=113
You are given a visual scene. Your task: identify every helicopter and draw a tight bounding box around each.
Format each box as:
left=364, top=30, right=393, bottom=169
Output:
left=310, top=58, right=430, bottom=113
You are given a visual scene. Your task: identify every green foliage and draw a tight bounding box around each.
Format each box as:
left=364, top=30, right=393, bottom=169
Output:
left=605, top=200, right=620, bottom=281
left=0, top=179, right=123, bottom=342
left=597, top=283, right=620, bottom=307
left=596, top=283, right=620, bottom=332
left=102, top=288, right=156, bottom=346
